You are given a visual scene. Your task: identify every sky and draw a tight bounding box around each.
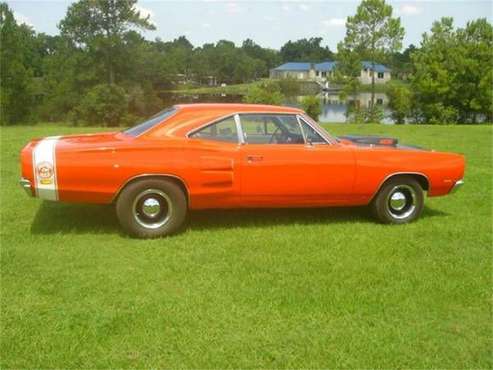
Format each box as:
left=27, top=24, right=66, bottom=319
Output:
left=6, top=0, right=493, bottom=51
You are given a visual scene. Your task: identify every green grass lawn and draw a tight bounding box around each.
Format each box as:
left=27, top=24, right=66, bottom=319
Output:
left=1, top=124, right=492, bottom=368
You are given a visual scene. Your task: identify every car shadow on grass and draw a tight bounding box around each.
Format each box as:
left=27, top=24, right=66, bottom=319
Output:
left=30, top=201, right=449, bottom=236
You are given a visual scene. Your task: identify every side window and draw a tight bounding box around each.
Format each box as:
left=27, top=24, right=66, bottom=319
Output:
left=189, top=116, right=238, bottom=143
left=240, top=114, right=304, bottom=144
left=299, top=118, right=326, bottom=144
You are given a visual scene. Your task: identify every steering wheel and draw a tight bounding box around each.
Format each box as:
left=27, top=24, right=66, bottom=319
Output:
left=269, top=127, right=289, bottom=144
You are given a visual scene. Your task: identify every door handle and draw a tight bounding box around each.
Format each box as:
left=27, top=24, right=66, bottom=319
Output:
left=246, top=155, right=263, bottom=163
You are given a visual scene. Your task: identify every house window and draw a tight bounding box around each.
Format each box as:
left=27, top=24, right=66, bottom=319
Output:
left=322, top=71, right=327, bottom=77
left=316, top=71, right=320, bottom=77
left=378, top=72, right=384, bottom=79
left=376, top=98, right=384, bottom=105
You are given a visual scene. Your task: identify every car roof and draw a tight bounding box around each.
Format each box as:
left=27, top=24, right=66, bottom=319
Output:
left=174, top=103, right=303, bottom=114
left=141, top=103, right=305, bottom=138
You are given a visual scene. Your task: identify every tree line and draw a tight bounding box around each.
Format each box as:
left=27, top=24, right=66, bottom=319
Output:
left=0, top=0, right=491, bottom=126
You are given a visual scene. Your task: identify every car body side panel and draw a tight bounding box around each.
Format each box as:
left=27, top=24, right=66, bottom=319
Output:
left=20, top=104, right=466, bottom=209
left=352, top=146, right=465, bottom=201
left=239, top=143, right=359, bottom=207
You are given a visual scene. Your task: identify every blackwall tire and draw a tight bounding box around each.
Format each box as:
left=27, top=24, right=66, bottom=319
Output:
left=370, top=176, right=424, bottom=224
left=116, top=178, right=187, bottom=238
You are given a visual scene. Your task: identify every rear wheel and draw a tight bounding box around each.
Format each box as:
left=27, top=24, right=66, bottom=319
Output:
left=370, top=176, right=424, bottom=224
left=116, top=178, right=187, bottom=238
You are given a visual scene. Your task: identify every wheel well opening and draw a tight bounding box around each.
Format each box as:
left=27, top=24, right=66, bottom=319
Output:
left=384, top=173, right=429, bottom=191
left=114, top=175, right=190, bottom=204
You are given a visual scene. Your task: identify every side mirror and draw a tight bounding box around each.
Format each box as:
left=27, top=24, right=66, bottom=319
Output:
left=306, top=137, right=313, bottom=146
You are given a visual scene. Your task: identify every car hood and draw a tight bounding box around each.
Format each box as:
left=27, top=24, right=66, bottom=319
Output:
left=338, top=135, right=426, bottom=150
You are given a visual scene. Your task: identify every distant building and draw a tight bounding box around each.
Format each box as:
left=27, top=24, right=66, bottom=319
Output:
left=269, top=61, right=391, bottom=84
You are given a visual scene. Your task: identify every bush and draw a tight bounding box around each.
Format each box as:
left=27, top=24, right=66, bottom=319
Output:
left=345, top=103, right=384, bottom=124
left=365, top=104, right=385, bottom=124
left=73, top=84, right=128, bottom=126
left=387, top=81, right=413, bottom=124
left=277, top=77, right=301, bottom=96
left=243, top=81, right=285, bottom=105
left=300, top=95, right=321, bottom=120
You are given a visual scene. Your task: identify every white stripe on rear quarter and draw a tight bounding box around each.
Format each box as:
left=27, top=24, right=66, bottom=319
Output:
left=32, top=136, right=60, bottom=201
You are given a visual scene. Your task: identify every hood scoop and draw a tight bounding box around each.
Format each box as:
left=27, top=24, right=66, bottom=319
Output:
left=338, top=135, right=398, bottom=147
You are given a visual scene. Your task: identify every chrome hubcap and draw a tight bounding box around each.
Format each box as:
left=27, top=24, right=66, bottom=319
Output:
left=390, top=191, right=406, bottom=211
left=387, top=185, right=416, bottom=219
left=142, top=197, right=161, bottom=218
left=132, top=189, right=173, bottom=229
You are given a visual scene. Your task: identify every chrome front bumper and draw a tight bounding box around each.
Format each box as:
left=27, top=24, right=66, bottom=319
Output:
left=450, top=179, right=464, bottom=194
left=19, top=178, right=33, bottom=197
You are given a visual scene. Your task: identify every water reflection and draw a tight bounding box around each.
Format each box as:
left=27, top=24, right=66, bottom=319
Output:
left=159, top=91, right=393, bottom=123
left=285, top=92, right=392, bottom=123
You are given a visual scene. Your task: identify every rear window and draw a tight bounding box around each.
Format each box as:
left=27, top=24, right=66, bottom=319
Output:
left=123, top=107, right=177, bottom=137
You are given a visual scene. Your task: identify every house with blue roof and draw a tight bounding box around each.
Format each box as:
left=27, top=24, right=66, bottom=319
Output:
left=269, top=61, right=391, bottom=85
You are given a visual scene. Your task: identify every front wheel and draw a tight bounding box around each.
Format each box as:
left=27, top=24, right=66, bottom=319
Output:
left=370, top=176, right=424, bottom=224
left=116, top=178, right=187, bottom=238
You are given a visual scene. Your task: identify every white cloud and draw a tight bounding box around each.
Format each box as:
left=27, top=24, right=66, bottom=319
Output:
left=398, top=4, right=423, bottom=16
left=298, top=3, right=310, bottom=12
left=322, top=18, right=346, bottom=27
left=13, top=11, right=33, bottom=27
left=202, top=23, right=211, bottom=29
left=281, top=3, right=291, bottom=12
left=225, top=1, right=245, bottom=14
left=134, top=4, right=155, bottom=25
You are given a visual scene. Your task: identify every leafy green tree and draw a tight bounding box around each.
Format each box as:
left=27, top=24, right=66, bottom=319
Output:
left=338, top=0, right=404, bottom=108
left=280, top=37, right=333, bottom=62
left=59, top=0, right=155, bottom=85
left=411, top=17, right=493, bottom=123
left=301, top=96, right=321, bottom=120
left=0, top=2, right=38, bottom=124
left=387, top=81, right=412, bottom=124
left=243, top=81, right=284, bottom=105
left=72, top=83, right=127, bottom=126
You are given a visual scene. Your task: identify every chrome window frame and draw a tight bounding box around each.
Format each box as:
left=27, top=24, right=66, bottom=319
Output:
left=296, top=115, right=335, bottom=145
left=187, top=114, right=242, bottom=144
left=237, top=113, right=306, bottom=145
left=185, top=110, right=337, bottom=146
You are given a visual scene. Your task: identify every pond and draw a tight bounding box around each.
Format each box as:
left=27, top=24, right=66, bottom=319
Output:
left=159, top=91, right=393, bottom=124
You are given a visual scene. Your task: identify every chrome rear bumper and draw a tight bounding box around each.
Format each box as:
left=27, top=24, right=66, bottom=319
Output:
left=450, top=179, right=464, bottom=194
left=19, top=178, right=33, bottom=197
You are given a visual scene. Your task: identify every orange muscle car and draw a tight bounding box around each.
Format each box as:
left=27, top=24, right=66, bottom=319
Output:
left=20, top=104, right=465, bottom=238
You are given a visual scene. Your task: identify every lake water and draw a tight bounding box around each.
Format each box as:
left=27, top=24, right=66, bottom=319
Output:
left=159, top=91, right=393, bottom=123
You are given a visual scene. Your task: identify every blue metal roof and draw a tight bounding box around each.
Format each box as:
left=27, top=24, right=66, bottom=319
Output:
left=361, top=61, right=391, bottom=73
left=273, top=62, right=313, bottom=71
left=272, top=60, right=390, bottom=72
left=314, top=61, right=337, bottom=71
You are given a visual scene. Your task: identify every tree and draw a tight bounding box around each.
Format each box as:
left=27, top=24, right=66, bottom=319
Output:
left=387, top=81, right=412, bottom=124
left=411, top=17, right=493, bottom=123
left=301, top=96, right=321, bottom=120
left=73, top=83, right=127, bottom=126
left=338, top=0, right=404, bottom=108
left=243, top=81, right=284, bottom=105
left=0, top=2, right=38, bottom=124
left=280, top=37, right=333, bottom=62
left=59, top=0, right=155, bottom=85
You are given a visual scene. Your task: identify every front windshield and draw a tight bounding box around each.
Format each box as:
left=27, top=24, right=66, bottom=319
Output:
left=123, top=107, right=177, bottom=137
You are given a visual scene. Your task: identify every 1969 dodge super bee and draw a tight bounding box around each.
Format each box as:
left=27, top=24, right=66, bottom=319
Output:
left=20, top=104, right=465, bottom=238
